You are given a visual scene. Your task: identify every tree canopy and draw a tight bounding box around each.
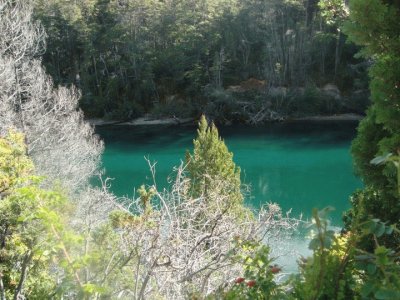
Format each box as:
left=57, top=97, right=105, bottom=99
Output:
left=187, top=115, right=242, bottom=204
left=32, top=0, right=368, bottom=121
left=344, top=0, right=400, bottom=245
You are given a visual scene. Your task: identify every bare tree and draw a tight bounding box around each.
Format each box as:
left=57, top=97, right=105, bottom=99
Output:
left=0, top=3, right=114, bottom=298
left=0, top=0, right=103, bottom=193
left=83, top=163, right=300, bottom=300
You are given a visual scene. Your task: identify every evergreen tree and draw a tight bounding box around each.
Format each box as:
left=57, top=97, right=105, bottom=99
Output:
left=186, top=115, right=243, bottom=209
left=343, top=0, right=400, bottom=244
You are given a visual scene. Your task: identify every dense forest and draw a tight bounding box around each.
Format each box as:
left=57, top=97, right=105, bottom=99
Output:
left=33, top=0, right=369, bottom=122
left=1, top=0, right=400, bottom=299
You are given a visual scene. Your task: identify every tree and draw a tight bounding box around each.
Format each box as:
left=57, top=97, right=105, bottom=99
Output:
left=186, top=115, right=243, bottom=209
left=343, top=0, right=400, bottom=243
left=0, top=4, right=119, bottom=297
left=0, top=131, right=79, bottom=299
left=319, top=0, right=349, bottom=80
left=0, top=131, right=33, bottom=197
left=0, top=0, right=103, bottom=194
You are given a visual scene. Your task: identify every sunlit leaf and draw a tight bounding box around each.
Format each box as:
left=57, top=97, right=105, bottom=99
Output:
left=370, top=153, right=392, bottom=165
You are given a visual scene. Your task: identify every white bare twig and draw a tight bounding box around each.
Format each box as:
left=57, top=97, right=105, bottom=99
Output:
left=104, top=163, right=300, bottom=299
left=0, top=0, right=103, bottom=194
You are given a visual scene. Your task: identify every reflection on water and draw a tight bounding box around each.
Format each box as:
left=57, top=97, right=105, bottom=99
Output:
left=258, top=176, right=269, bottom=197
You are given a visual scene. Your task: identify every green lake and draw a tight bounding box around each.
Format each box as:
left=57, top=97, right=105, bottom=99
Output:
left=96, top=120, right=363, bottom=226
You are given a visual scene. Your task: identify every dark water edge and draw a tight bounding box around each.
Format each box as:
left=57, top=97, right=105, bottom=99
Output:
left=95, top=120, right=363, bottom=226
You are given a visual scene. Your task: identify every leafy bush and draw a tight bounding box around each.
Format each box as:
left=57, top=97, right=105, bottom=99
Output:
left=220, top=242, right=285, bottom=300
left=292, top=206, right=400, bottom=300
left=292, top=208, right=356, bottom=300
left=0, top=131, right=79, bottom=299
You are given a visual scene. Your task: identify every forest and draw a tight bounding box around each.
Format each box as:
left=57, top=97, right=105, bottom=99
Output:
left=33, top=0, right=369, bottom=123
left=1, top=0, right=400, bottom=299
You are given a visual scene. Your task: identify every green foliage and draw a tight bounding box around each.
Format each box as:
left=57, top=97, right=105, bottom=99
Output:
left=137, top=184, right=156, bottom=213
left=203, top=87, right=242, bottom=122
left=319, top=0, right=348, bottom=26
left=292, top=86, right=325, bottom=115
left=1, top=186, right=64, bottom=298
left=0, top=131, right=79, bottom=299
left=353, top=217, right=400, bottom=300
left=0, top=130, right=36, bottom=194
left=308, top=207, right=337, bottom=251
left=371, top=151, right=400, bottom=196
left=76, top=222, right=132, bottom=298
left=293, top=207, right=356, bottom=300
left=345, top=0, right=400, bottom=182
left=356, top=245, right=400, bottom=299
left=350, top=110, right=389, bottom=188
left=344, top=0, right=400, bottom=247
left=34, top=0, right=362, bottom=120
left=293, top=206, right=400, bottom=300
left=152, top=98, right=195, bottom=119
left=225, top=242, right=284, bottom=300
left=187, top=115, right=243, bottom=209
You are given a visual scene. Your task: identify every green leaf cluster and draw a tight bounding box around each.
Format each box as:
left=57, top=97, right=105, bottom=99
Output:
left=292, top=208, right=356, bottom=300
left=292, top=206, right=400, bottom=300
left=343, top=0, right=400, bottom=246
left=0, top=131, right=77, bottom=299
left=0, top=131, right=36, bottom=196
left=210, top=240, right=285, bottom=300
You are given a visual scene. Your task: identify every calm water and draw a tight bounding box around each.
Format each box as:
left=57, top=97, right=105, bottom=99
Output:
left=96, top=121, right=362, bottom=226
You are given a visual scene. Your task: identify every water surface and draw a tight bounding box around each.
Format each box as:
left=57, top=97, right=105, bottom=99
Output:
left=96, top=121, right=362, bottom=225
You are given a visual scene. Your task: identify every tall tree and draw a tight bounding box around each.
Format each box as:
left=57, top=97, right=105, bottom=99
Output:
left=186, top=115, right=243, bottom=208
left=344, top=0, right=400, bottom=242
left=319, top=0, right=349, bottom=80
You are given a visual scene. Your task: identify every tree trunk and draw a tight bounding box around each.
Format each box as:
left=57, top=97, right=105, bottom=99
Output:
left=306, top=0, right=318, bottom=35
left=13, top=252, right=33, bottom=300
left=92, top=55, right=101, bottom=97
left=0, top=273, right=5, bottom=300
left=334, top=30, right=342, bottom=81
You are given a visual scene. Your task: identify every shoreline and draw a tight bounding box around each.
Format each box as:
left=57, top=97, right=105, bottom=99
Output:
left=87, top=113, right=363, bottom=127
left=87, top=117, right=196, bottom=127
left=291, top=113, right=363, bottom=122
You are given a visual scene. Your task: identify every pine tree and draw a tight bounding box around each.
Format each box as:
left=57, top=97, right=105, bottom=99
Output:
left=186, top=115, right=243, bottom=209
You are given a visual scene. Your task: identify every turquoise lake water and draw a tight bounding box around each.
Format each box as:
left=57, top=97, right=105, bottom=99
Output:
left=96, top=121, right=363, bottom=226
